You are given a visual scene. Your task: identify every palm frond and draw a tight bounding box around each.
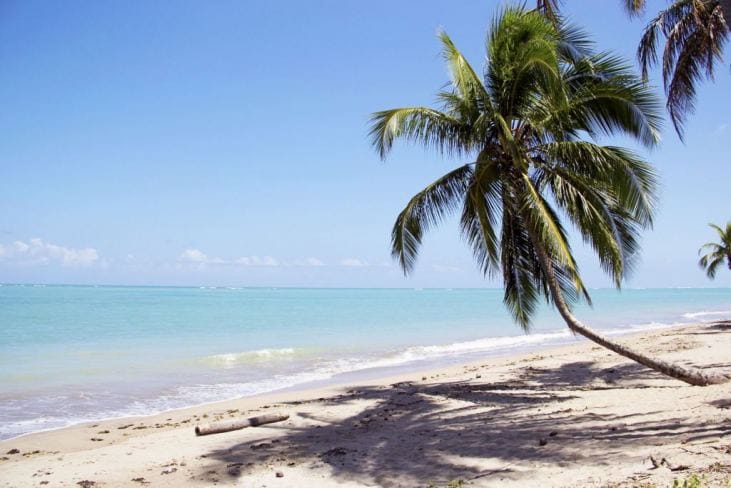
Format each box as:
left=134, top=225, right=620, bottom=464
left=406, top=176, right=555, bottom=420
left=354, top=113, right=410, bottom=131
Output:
left=519, top=174, right=590, bottom=300
left=709, top=222, right=729, bottom=241
left=486, top=7, right=560, bottom=117
left=563, top=52, right=664, bottom=147
left=438, top=30, right=492, bottom=112
left=535, top=166, right=625, bottom=285
left=391, top=164, right=474, bottom=275
left=556, top=20, right=595, bottom=64
left=622, top=0, right=647, bottom=17
left=698, top=222, right=731, bottom=280
left=699, top=254, right=726, bottom=279
left=460, top=158, right=503, bottom=277
left=540, top=142, right=657, bottom=227
left=369, top=107, right=468, bottom=159
left=637, top=0, right=728, bottom=138
left=536, top=0, right=562, bottom=23
left=500, top=200, right=541, bottom=330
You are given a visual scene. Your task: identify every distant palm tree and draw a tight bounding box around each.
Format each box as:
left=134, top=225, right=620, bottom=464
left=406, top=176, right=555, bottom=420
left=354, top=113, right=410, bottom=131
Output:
left=699, top=222, right=731, bottom=278
left=537, top=0, right=729, bottom=138
left=370, top=7, right=727, bottom=385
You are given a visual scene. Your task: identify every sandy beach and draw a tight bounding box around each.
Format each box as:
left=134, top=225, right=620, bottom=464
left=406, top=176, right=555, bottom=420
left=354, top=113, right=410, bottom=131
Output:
left=1, top=321, right=729, bottom=487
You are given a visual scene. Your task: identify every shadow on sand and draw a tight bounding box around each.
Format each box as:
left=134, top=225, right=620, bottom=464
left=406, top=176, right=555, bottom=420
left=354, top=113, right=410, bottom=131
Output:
left=197, top=323, right=731, bottom=486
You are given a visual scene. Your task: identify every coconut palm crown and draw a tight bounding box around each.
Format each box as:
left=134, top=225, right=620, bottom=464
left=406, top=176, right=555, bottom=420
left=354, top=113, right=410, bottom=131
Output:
left=369, top=7, right=728, bottom=386
left=538, top=0, right=729, bottom=139
left=699, top=222, right=731, bottom=278
left=537, top=0, right=650, bottom=20
left=636, top=0, right=728, bottom=138
left=371, top=7, right=661, bottom=329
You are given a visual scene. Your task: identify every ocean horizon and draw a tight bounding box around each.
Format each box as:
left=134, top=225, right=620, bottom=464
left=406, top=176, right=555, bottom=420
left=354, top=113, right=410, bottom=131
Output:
left=1, top=284, right=730, bottom=440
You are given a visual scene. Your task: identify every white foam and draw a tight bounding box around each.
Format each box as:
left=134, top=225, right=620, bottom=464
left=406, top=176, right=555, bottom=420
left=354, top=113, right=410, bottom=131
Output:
left=201, top=348, right=297, bottom=368
left=682, top=310, right=731, bottom=320
left=401, top=331, right=571, bottom=358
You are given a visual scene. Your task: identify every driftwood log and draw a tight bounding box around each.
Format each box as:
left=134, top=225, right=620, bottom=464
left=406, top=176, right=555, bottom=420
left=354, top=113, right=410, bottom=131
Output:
left=195, top=413, right=289, bottom=436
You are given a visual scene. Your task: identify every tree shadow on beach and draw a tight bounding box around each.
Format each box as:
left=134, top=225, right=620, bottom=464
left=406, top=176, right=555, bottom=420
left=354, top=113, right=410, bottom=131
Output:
left=684, top=320, right=731, bottom=335
left=710, top=320, right=731, bottom=330
left=196, top=354, right=731, bottom=487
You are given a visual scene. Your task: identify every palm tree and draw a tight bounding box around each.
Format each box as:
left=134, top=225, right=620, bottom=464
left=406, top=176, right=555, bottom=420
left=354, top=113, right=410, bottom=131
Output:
left=537, top=0, right=729, bottom=139
left=537, top=0, right=652, bottom=19
left=369, top=7, right=727, bottom=386
left=627, top=0, right=731, bottom=29
left=699, top=222, right=731, bottom=278
left=636, top=0, right=729, bottom=138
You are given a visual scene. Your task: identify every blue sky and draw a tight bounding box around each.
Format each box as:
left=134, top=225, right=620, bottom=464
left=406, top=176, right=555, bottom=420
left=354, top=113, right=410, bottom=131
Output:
left=0, top=0, right=729, bottom=288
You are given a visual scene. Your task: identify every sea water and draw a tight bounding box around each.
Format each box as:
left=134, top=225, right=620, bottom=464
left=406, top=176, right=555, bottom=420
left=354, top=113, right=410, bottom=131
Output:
left=0, top=285, right=729, bottom=440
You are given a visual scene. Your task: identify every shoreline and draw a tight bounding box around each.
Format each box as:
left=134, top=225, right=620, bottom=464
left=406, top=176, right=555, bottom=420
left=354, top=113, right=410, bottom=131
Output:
left=0, top=317, right=706, bottom=443
left=2, top=320, right=730, bottom=487
left=3, top=286, right=730, bottom=445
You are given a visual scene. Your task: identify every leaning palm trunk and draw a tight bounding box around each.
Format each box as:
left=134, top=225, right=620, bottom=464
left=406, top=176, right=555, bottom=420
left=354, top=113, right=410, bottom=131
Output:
left=532, top=238, right=728, bottom=386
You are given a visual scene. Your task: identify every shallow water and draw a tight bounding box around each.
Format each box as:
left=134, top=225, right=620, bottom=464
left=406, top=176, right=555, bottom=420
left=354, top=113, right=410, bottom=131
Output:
left=0, top=285, right=729, bottom=439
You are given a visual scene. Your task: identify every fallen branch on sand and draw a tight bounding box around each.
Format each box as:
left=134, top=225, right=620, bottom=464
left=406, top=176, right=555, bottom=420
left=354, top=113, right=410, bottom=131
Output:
left=194, top=413, right=289, bottom=436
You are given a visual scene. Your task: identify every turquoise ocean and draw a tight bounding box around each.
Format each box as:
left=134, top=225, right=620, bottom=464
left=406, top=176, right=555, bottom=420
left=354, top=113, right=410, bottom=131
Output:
left=1, top=285, right=729, bottom=440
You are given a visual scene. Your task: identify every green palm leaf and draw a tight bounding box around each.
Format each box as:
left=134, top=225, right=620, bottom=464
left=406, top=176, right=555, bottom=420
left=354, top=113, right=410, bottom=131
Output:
left=637, top=0, right=728, bottom=138
left=369, top=107, right=468, bottom=159
left=391, top=164, right=474, bottom=274
left=699, top=222, right=731, bottom=279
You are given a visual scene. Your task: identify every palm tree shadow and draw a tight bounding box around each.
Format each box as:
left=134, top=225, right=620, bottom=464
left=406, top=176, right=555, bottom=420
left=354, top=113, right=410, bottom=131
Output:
left=685, top=321, right=731, bottom=336
left=195, top=361, right=730, bottom=486
left=710, top=321, right=731, bottom=331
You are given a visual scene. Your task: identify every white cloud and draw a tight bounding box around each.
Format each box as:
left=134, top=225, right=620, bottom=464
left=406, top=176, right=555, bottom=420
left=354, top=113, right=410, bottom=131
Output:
left=177, top=250, right=326, bottom=269
left=291, top=257, right=325, bottom=267
left=714, top=123, right=729, bottom=135
left=13, top=241, right=29, bottom=254
left=235, top=256, right=279, bottom=267
left=336, top=258, right=393, bottom=268
left=0, top=238, right=99, bottom=267
left=179, top=249, right=212, bottom=264
left=339, top=258, right=369, bottom=267
left=177, top=248, right=225, bottom=268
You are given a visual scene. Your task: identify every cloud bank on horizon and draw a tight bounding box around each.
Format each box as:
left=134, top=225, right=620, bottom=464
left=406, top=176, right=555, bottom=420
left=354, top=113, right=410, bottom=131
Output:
left=0, top=239, right=99, bottom=267
left=176, top=248, right=389, bottom=270
left=0, top=239, right=394, bottom=274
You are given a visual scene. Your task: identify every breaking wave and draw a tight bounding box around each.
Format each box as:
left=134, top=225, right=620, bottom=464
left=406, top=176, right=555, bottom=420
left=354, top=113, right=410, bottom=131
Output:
left=682, top=310, right=731, bottom=320
left=200, top=348, right=298, bottom=368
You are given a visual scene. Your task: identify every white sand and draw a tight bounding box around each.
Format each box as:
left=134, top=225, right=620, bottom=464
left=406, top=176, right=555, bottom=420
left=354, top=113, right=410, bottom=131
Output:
left=1, top=322, right=730, bottom=487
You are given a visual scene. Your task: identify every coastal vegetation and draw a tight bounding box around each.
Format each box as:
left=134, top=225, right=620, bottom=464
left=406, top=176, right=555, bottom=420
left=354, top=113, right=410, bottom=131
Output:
left=370, top=7, right=727, bottom=385
left=698, top=222, right=731, bottom=278
left=538, top=0, right=729, bottom=138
